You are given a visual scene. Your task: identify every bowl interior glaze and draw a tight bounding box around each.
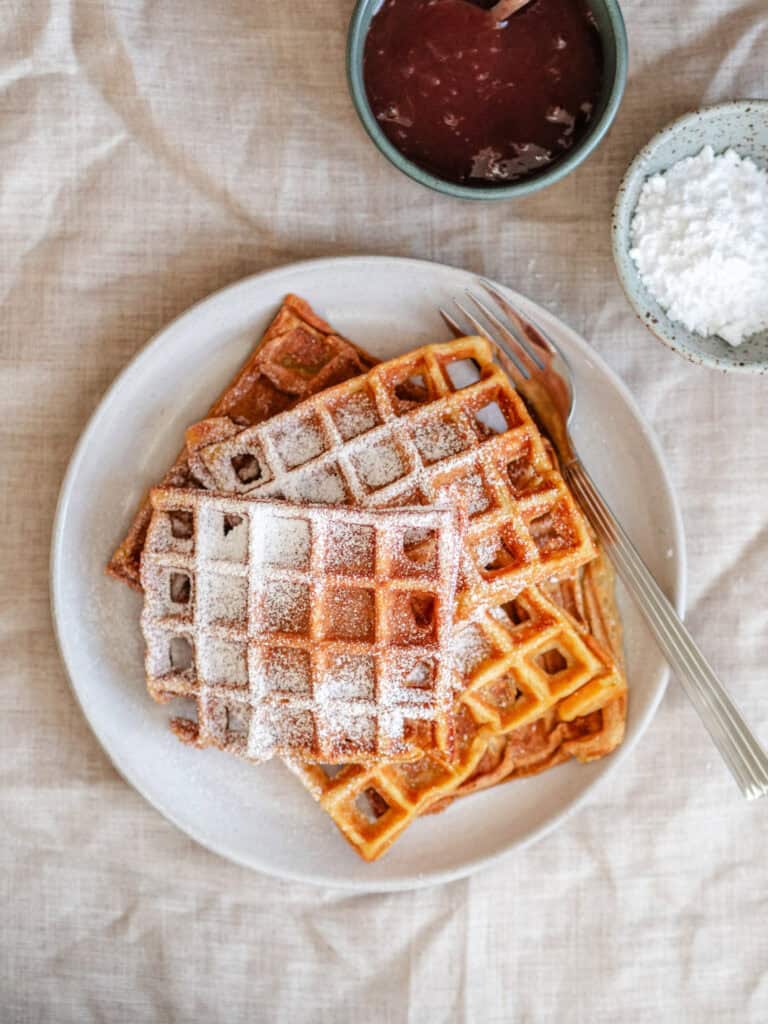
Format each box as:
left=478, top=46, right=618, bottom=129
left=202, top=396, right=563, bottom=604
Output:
left=347, top=0, right=628, bottom=201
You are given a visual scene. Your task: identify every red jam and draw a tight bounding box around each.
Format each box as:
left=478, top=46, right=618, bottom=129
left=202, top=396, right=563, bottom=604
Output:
left=363, top=0, right=604, bottom=187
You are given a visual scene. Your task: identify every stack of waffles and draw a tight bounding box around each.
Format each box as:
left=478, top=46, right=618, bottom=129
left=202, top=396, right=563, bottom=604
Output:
left=111, top=295, right=627, bottom=862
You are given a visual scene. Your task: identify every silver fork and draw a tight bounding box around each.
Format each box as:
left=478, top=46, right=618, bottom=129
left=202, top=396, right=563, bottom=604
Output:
left=442, top=278, right=768, bottom=800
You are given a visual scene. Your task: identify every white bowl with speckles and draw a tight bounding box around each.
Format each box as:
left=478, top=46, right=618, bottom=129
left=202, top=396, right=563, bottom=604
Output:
left=613, top=100, right=768, bottom=373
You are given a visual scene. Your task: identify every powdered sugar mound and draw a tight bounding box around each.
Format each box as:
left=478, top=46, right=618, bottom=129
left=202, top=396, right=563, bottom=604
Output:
left=629, top=146, right=768, bottom=346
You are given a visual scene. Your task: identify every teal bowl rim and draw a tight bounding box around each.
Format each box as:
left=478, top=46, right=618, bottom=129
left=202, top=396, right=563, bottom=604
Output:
left=346, top=0, right=629, bottom=201
left=611, top=99, right=768, bottom=374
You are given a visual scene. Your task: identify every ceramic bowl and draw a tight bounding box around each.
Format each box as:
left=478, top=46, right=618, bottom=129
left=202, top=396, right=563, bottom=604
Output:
left=612, top=100, right=768, bottom=373
left=347, top=0, right=628, bottom=201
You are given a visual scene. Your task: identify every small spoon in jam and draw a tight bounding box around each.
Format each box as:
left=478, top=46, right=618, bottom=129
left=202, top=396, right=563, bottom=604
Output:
left=489, top=0, right=534, bottom=18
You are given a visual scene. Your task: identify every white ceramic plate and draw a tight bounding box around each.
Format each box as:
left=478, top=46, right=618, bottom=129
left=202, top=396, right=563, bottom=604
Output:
left=51, top=256, right=686, bottom=891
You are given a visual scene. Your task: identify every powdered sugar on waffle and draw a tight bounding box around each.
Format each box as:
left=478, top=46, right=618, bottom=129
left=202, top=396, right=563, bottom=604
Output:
left=271, top=416, right=326, bottom=469
left=352, top=441, right=406, bottom=489
left=262, top=516, right=311, bottom=569
left=450, top=622, right=496, bottom=682
left=188, top=338, right=595, bottom=620
left=140, top=489, right=462, bottom=763
left=331, top=389, right=380, bottom=439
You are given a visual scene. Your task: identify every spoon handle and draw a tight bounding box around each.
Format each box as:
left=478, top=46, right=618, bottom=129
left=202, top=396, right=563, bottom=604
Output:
left=489, top=0, right=534, bottom=20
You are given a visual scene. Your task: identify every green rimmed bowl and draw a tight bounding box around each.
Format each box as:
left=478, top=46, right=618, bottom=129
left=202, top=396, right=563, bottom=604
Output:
left=612, top=101, right=768, bottom=373
left=347, top=0, right=628, bottom=201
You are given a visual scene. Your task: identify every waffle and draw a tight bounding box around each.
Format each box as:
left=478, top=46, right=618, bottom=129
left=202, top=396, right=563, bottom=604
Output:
left=287, top=563, right=626, bottom=860
left=112, top=293, right=626, bottom=863
left=108, top=294, right=376, bottom=589
left=285, top=701, right=494, bottom=862
left=187, top=337, right=596, bottom=619
left=430, top=553, right=627, bottom=808
left=452, top=583, right=624, bottom=733
left=140, top=487, right=462, bottom=764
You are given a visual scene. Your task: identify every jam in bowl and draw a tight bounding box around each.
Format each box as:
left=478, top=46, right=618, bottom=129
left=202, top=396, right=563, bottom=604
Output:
left=347, top=0, right=628, bottom=199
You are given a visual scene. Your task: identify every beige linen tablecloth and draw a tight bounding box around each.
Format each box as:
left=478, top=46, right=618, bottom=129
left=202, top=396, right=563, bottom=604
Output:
left=2, top=1, right=767, bottom=1020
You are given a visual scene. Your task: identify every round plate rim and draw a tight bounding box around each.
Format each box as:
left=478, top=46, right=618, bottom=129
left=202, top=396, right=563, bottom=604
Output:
left=50, top=254, right=687, bottom=892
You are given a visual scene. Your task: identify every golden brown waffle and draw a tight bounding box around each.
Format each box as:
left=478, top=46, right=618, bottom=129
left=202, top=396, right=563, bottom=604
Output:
left=188, top=337, right=596, bottom=618
left=108, top=295, right=376, bottom=589
left=140, top=487, right=461, bottom=763
left=452, top=584, right=623, bottom=732
left=432, top=553, right=627, bottom=806
left=287, top=569, right=625, bottom=860
left=285, top=701, right=494, bottom=862
left=113, top=293, right=626, bottom=863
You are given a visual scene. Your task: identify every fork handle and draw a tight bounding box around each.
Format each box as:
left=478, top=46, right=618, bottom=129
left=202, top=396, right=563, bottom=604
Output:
left=565, top=458, right=768, bottom=800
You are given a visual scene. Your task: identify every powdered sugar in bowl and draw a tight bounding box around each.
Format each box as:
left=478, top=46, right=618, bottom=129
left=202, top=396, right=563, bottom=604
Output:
left=612, top=101, right=768, bottom=373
